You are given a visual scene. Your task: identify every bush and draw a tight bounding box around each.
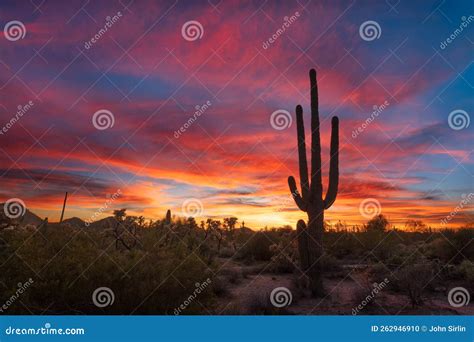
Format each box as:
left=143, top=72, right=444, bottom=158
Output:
left=246, top=291, right=290, bottom=315
left=236, top=232, right=275, bottom=262
left=457, top=260, right=474, bottom=292
left=211, top=276, right=230, bottom=298
left=392, top=262, right=434, bottom=307
left=0, top=226, right=216, bottom=314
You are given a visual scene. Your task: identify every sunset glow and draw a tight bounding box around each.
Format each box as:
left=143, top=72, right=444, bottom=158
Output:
left=0, top=1, right=472, bottom=229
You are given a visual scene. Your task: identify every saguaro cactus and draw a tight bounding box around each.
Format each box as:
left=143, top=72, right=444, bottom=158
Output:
left=288, top=69, right=339, bottom=296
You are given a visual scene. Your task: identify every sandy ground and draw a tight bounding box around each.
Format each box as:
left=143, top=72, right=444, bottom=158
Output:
left=213, top=258, right=474, bottom=315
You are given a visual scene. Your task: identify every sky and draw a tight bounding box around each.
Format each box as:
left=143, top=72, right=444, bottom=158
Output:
left=0, top=0, right=473, bottom=229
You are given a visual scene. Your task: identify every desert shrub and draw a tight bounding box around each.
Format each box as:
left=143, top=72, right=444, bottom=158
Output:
left=218, top=246, right=235, bottom=258
left=427, top=229, right=474, bottom=263
left=219, top=268, right=242, bottom=285
left=385, top=243, right=426, bottom=267
left=449, top=229, right=474, bottom=261
left=324, top=232, right=360, bottom=258
left=267, top=240, right=297, bottom=274
left=425, top=237, right=457, bottom=262
left=320, top=253, right=342, bottom=272
left=246, top=291, right=290, bottom=315
left=392, top=262, right=434, bottom=307
left=369, top=262, right=391, bottom=283
left=365, top=215, right=389, bottom=233
left=268, top=253, right=295, bottom=273
left=457, top=260, right=474, bottom=292
left=236, top=232, right=275, bottom=262
left=352, top=286, right=377, bottom=313
left=0, top=226, right=216, bottom=314
left=211, top=276, right=230, bottom=297
left=458, top=260, right=474, bottom=281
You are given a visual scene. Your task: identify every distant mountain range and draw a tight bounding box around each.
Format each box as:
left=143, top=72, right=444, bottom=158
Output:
left=0, top=203, right=116, bottom=229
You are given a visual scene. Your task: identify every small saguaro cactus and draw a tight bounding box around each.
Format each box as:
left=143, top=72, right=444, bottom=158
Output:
left=165, top=209, right=172, bottom=225
left=288, top=68, right=339, bottom=296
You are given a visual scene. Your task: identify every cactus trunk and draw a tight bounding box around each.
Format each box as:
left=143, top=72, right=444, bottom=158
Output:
left=288, top=69, right=339, bottom=297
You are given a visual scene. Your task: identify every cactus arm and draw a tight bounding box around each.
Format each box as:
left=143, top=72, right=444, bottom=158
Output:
left=324, top=116, right=339, bottom=209
left=288, top=176, right=307, bottom=211
left=295, top=105, right=310, bottom=200
left=309, top=69, right=323, bottom=200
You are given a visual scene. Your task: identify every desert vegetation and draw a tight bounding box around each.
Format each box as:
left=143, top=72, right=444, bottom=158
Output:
left=0, top=205, right=472, bottom=315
